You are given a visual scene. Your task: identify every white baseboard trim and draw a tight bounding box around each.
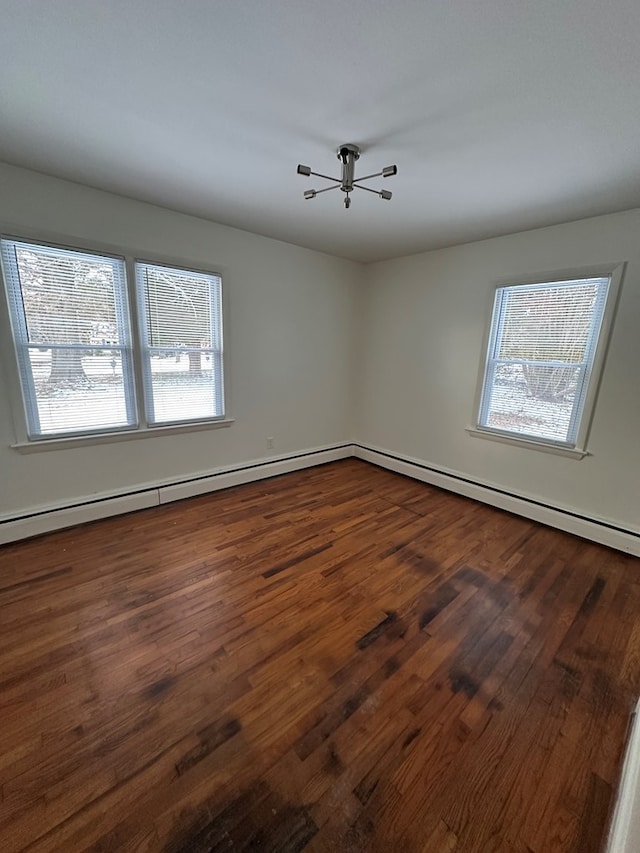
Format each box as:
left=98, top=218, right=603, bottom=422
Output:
left=606, top=699, right=640, bottom=852
left=0, top=491, right=160, bottom=544
left=354, top=443, right=640, bottom=557
left=0, top=443, right=354, bottom=544
left=158, top=444, right=353, bottom=503
left=2, top=441, right=638, bottom=556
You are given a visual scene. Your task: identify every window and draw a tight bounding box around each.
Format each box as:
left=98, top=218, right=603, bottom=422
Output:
left=477, top=275, right=614, bottom=449
left=1, top=239, right=136, bottom=437
left=0, top=237, right=226, bottom=441
left=136, top=262, right=224, bottom=424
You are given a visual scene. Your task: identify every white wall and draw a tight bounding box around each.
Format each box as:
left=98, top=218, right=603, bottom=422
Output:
left=1, top=162, right=638, bottom=542
left=0, top=163, right=362, bottom=520
left=357, top=210, right=640, bottom=534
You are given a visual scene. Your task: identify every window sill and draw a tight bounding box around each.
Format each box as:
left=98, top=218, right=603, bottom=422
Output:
left=465, top=427, right=590, bottom=459
left=12, top=418, right=235, bottom=453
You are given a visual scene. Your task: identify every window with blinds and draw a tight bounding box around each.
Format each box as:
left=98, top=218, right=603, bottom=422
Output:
left=135, top=262, right=224, bottom=424
left=0, top=238, right=226, bottom=440
left=478, top=277, right=611, bottom=446
left=1, top=239, right=136, bottom=437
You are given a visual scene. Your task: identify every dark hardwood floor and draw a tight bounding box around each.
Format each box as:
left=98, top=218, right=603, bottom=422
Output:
left=0, top=459, right=639, bottom=852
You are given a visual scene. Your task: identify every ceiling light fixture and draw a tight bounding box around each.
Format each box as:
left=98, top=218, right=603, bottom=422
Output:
left=297, top=144, right=397, bottom=209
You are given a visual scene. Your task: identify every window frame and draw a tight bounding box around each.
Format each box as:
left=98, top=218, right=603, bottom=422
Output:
left=0, top=230, right=232, bottom=450
left=469, top=264, right=624, bottom=458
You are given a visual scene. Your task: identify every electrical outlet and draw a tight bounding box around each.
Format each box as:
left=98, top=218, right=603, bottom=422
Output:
left=266, top=437, right=275, bottom=450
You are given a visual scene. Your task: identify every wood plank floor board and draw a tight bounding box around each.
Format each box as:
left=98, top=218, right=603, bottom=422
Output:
left=0, top=458, right=638, bottom=852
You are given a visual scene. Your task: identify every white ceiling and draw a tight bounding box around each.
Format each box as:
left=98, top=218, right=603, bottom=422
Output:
left=1, top=1, right=640, bottom=262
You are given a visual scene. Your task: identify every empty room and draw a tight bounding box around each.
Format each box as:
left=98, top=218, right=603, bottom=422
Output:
left=1, top=1, right=640, bottom=851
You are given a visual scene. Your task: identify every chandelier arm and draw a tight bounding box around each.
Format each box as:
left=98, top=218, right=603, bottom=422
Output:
left=353, top=171, right=384, bottom=182
left=312, top=184, right=341, bottom=195
left=309, top=171, right=342, bottom=183
left=352, top=183, right=380, bottom=194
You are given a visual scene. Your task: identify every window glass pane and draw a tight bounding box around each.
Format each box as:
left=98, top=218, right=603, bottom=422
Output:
left=147, top=348, right=219, bottom=423
left=485, top=362, right=580, bottom=442
left=13, top=244, right=123, bottom=345
left=142, top=266, right=214, bottom=348
left=1, top=239, right=135, bottom=437
left=27, top=348, right=131, bottom=434
left=496, top=281, right=602, bottom=363
left=136, top=263, right=224, bottom=424
left=479, top=277, right=610, bottom=446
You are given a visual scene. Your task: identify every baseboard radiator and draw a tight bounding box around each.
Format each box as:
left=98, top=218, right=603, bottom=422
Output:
left=1, top=442, right=639, bottom=557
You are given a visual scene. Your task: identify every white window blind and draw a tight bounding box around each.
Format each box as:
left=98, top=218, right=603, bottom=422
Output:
left=478, top=277, right=610, bottom=446
left=1, top=238, right=136, bottom=437
left=135, top=262, right=224, bottom=424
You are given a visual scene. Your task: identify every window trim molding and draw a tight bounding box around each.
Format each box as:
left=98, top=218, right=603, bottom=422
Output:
left=464, top=426, right=590, bottom=459
left=470, top=262, right=625, bottom=456
left=11, top=417, right=236, bottom=453
left=0, top=225, right=231, bottom=448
